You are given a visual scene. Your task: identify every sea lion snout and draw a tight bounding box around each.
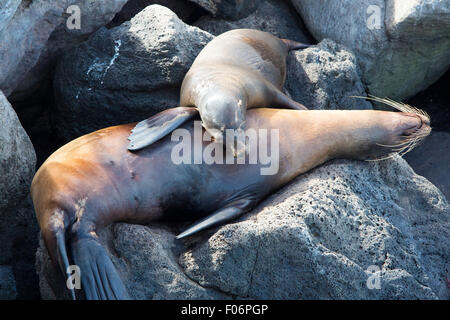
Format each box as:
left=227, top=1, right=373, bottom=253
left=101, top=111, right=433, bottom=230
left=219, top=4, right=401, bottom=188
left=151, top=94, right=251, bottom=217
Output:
left=393, top=112, right=431, bottom=137
left=202, top=95, right=245, bottom=134
left=364, top=110, right=432, bottom=161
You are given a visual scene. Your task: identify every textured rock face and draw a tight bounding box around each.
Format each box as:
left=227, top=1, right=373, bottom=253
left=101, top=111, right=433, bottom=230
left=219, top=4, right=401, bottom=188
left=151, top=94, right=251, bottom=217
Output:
left=285, top=39, right=372, bottom=110
left=37, top=224, right=229, bottom=300
left=0, top=266, right=17, bottom=300
left=36, top=158, right=450, bottom=299
left=0, top=91, right=36, bottom=211
left=0, top=92, right=39, bottom=299
left=107, top=0, right=203, bottom=27
left=195, top=0, right=312, bottom=43
left=188, top=0, right=262, bottom=20
left=179, top=158, right=449, bottom=299
left=0, top=0, right=128, bottom=98
left=291, top=0, right=450, bottom=100
left=53, top=4, right=213, bottom=141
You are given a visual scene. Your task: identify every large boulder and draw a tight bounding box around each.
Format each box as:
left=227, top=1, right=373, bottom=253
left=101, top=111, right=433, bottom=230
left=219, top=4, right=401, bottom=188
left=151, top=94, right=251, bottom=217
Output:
left=0, top=92, right=39, bottom=298
left=0, top=0, right=128, bottom=98
left=285, top=39, right=372, bottom=110
left=107, top=0, right=205, bottom=28
left=36, top=224, right=229, bottom=300
left=195, top=0, right=312, bottom=44
left=188, top=0, right=263, bottom=20
left=291, top=0, right=450, bottom=100
left=36, top=157, right=449, bottom=299
left=0, top=91, right=36, bottom=211
left=178, top=158, right=448, bottom=299
left=53, top=4, right=213, bottom=141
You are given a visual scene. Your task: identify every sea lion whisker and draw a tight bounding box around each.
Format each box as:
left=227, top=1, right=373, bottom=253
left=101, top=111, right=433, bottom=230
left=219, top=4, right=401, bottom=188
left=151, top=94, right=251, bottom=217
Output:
left=350, top=95, right=430, bottom=124
left=376, top=142, right=410, bottom=148
left=365, top=153, right=399, bottom=162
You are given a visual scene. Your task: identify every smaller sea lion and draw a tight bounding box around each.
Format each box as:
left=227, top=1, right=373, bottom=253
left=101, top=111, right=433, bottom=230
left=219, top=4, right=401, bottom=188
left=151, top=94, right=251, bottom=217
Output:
left=128, top=29, right=311, bottom=153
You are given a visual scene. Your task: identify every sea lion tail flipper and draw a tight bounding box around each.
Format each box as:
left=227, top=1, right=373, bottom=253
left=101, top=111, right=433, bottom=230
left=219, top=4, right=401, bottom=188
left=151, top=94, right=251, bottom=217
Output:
left=128, top=107, right=199, bottom=151
left=176, top=199, right=254, bottom=239
left=71, top=233, right=130, bottom=300
left=281, top=38, right=311, bottom=51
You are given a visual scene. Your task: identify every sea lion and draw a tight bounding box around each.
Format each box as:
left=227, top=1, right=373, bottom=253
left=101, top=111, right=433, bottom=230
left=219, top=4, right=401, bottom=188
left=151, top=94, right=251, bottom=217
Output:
left=127, top=29, right=310, bottom=153
left=32, top=99, right=431, bottom=300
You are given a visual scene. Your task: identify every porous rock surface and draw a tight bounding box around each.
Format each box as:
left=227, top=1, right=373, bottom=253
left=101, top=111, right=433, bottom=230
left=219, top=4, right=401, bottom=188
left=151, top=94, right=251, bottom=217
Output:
left=53, top=5, right=213, bottom=141
left=292, top=0, right=450, bottom=100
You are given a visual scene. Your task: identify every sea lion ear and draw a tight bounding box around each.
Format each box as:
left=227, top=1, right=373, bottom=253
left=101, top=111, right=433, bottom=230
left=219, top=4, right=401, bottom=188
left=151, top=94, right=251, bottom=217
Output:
left=127, top=107, right=198, bottom=151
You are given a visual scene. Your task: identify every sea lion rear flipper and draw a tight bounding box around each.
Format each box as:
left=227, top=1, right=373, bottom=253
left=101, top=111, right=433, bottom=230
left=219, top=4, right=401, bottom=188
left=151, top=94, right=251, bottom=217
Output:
left=176, top=199, right=254, bottom=239
left=55, top=229, right=76, bottom=300
left=128, top=107, right=199, bottom=151
left=71, top=234, right=130, bottom=300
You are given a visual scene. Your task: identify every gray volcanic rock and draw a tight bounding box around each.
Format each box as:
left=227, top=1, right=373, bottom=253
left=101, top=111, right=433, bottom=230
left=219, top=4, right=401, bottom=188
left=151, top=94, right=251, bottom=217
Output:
left=195, top=0, right=312, bottom=44
left=0, top=92, right=38, bottom=298
left=0, top=266, right=17, bottom=300
left=0, top=91, right=36, bottom=212
left=53, top=4, right=213, bottom=141
left=0, top=0, right=128, bottom=98
left=285, top=39, right=372, bottom=110
left=188, top=0, right=263, bottom=20
left=179, top=158, right=449, bottom=299
left=291, top=0, right=450, bottom=100
left=107, top=0, right=204, bottom=27
left=36, top=224, right=229, bottom=300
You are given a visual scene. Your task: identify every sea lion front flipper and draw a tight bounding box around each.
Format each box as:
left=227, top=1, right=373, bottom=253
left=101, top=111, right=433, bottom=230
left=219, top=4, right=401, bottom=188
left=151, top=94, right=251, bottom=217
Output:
left=176, top=199, right=254, bottom=239
left=128, top=107, right=198, bottom=151
left=281, top=38, right=311, bottom=51
left=271, top=86, right=308, bottom=110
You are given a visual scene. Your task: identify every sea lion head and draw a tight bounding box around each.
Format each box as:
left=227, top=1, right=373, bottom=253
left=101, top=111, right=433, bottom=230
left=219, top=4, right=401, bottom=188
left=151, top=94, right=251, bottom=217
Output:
left=201, top=93, right=246, bottom=152
left=350, top=97, right=432, bottom=161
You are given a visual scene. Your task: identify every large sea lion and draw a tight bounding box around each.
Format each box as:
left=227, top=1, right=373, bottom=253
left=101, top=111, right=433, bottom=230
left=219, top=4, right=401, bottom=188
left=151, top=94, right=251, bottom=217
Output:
left=32, top=99, right=431, bottom=300
left=127, top=29, right=310, bottom=153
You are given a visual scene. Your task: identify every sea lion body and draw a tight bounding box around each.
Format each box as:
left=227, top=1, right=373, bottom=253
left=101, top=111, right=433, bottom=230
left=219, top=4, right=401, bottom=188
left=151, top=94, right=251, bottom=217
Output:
left=178, top=29, right=309, bottom=152
left=32, top=107, right=430, bottom=300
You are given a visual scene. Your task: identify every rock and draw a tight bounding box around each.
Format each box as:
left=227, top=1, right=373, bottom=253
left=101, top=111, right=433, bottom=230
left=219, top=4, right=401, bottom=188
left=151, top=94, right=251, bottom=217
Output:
left=0, top=197, right=40, bottom=299
left=188, top=0, right=262, bottom=20
left=195, top=0, right=312, bottom=44
left=0, top=0, right=128, bottom=98
left=37, top=224, right=229, bottom=299
left=180, top=158, right=449, bottom=299
left=0, top=266, right=17, bottom=300
left=53, top=4, right=213, bottom=141
left=404, top=130, right=450, bottom=200
left=0, top=91, right=36, bottom=212
left=0, top=91, right=39, bottom=298
left=291, top=0, right=450, bottom=100
left=36, top=157, right=450, bottom=299
left=107, top=0, right=205, bottom=28
left=285, top=39, right=372, bottom=110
